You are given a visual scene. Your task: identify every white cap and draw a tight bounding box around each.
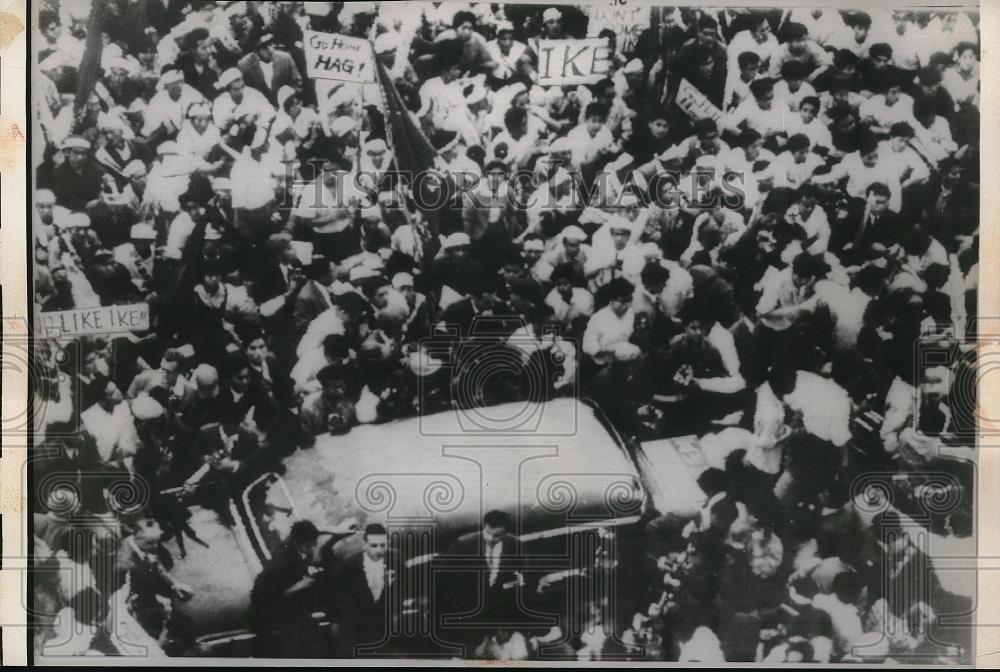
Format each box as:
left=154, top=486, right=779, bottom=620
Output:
left=374, top=31, right=401, bottom=54
left=561, top=225, right=586, bottom=242
left=58, top=212, right=92, bottom=229
left=187, top=102, right=212, bottom=118
left=61, top=136, right=91, bottom=151
left=522, top=238, right=545, bottom=252
left=623, top=58, right=645, bottom=75
left=442, top=232, right=471, bottom=249
left=640, top=242, right=662, bottom=259
left=329, top=115, right=359, bottom=137
left=365, top=138, right=388, bottom=154
left=543, top=8, right=562, bottom=22
left=35, top=189, right=56, bottom=205
left=131, top=393, right=165, bottom=420
left=217, top=68, right=243, bottom=90
left=99, top=114, right=130, bottom=133
left=130, top=222, right=156, bottom=239
left=159, top=68, right=185, bottom=88
left=496, top=20, right=515, bottom=34
left=127, top=98, right=147, bottom=114
left=103, top=55, right=139, bottom=76
left=613, top=342, right=642, bottom=362
left=349, top=265, right=382, bottom=282
left=618, top=192, right=642, bottom=209
left=156, top=141, right=179, bottom=156
left=391, top=272, right=414, bottom=289
left=204, top=226, right=222, bottom=241
left=123, top=160, right=147, bottom=178
left=327, top=86, right=355, bottom=111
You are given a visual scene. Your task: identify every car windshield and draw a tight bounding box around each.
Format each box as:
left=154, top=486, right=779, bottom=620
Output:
left=243, top=473, right=299, bottom=561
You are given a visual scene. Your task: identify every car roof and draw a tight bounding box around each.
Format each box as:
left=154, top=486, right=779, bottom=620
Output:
left=277, top=398, right=644, bottom=548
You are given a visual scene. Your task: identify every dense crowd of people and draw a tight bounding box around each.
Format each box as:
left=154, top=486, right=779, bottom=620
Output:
left=32, top=1, right=978, bottom=662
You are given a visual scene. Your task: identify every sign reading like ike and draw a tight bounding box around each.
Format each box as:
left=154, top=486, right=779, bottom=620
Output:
left=537, top=38, right=612, bottom=86
left=304, top=30, right=375, bottom=83
left=40, top=303, right=150, bottom=338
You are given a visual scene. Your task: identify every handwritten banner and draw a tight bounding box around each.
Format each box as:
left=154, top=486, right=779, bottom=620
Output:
left=41, top=303, right=150, bottom=338
left=676, top=78, right=723, bottom=124
left=587, top=4, right=650, bottom=55
left=537, top=38, right=612, bottom=86
left=304, top=30, right=375, bottom=83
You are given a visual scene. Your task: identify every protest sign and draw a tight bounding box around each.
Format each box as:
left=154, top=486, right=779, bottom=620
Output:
left=40, top=303, right=150, bottom=338
left=537, top=38, right=612, bottom=86
left=587, top=4, right=651, bottom=55
left=675, top=78, right=723, bottom=124
left=304, top=30, right=376, bottom=83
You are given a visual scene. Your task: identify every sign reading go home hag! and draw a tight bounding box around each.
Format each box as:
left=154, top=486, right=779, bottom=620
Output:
left=304, top=30, right=376, bottom=83
left=41, top=303, right=150, bottom=338
left=537, top=38, right=612, bottom=86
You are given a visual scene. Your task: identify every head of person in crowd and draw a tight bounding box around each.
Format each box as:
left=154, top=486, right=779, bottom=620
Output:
left=130, top=515, right=165, bottom=553
left=160, top=67, right=185, bottom=101
left=749, top=78, right=774, bottom=111
left=866, top=182, right=892, bottom=216
left=542, top=7, right=564, bottom=39
left=436, top=50, right=462, bottom=84
left=782, top=22, right=809, bottom=55
left=193, top=363, right=220, bottom=401
left=918, top=65, right=944, bottom=97
left=640, top=261, right=671, bottom=298
left=551, top=262, right=583, bottom=302
left=520, top=235, right=545, bottom=268
left=61, top=136, right=91, bottom=172
left=845, top=11, right=872, bottom=44
left=955, top=41, right=979, bottom=73
left=442, top=231, right=471, bottom=260
left=287, top=520, right=320, bottom=560
left=363, top=523, right=389, bottom=561
left=482, top=509, right=513, bottom=542
left=601, top=277, right=635, bottom=318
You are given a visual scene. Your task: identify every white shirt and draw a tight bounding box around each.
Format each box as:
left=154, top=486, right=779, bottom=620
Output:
left=812, top=152, right=903, bottom=212
left=212, top=87, right=275, bottom=130
left=725, top=98, right=787, bottom=136
left=566, top=123, right=615, bottom=169
left=362, top=553, right=386, bottom=601
left=259, top=59, right=274, bottom=90
left=141, top=85, right=205, bottom=136
left=230, top=149, right=276, bottom=210
left=784, top=371, right=852, bottom=447
left=81, top=402, right=136, bottom=463
left=727, top=30, right=781, bottom=72
left=582, top=306, right=635, bottom=363
left=700, top=322, right=745, bottom=394
left=878, top=141, right=930, bottom=186
left=487, top=537, right=503, bottom=586
left=164, top=211, right=197, bottom=260
left=773, top=79, right=817, bottom=112
left=858, top=93, right=916, bottom=129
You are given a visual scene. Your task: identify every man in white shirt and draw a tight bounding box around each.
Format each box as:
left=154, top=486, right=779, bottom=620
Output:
left=212, top=68, right=275, bottom=131
left=142, top=68, right=206, bottom=139
left=725, top=79, right=786, bottom=139
left=879, top=122, right=931, bottom=191
left=566, top=102, right=616, bottom=170
left=785, top=96, right=833, bottom=150
left=760, top=367, right=853, bottom=448
left=80, top=379, right=137, bottom=465
left=582, top=277, right=636, bottom=367
left=812, top=136, right=903, bottom=212
left=546, top=263, right=594, bottom=328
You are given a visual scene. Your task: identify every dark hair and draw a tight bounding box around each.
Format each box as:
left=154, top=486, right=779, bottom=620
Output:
left=224, top=352, right=251, bottom=379
left=786, top=133, right=810, bottom=153
left=697, top=16, right=718, bottom=33
left=640, top=261, right=670, bottom=289
left=766, top=364, right=797, bottom=398
left=584, top=102, right=609, bottom=121
left=858, top=134, right=880, bottom=156
left=39, top=10, right=60, bottom=30
left=749, top=78, right=774, bottom=98
left=322, top=333, right=351, bottom=359
left=601, top=277, right=635, bottom=303
left=780, top=60, right=809, bottom=81
left=483, top=510, right=513, bottom=529
left=869, top=42, right=893, bottom=61
left=290, top=520, right=320, bottom=545
left=845, top=11, right=872, bottom=29
left=889, top=121, right=915, bottom=139
left=783, top=22, right=807, bottom=41
left=316, top=362, right=346, bottom=385
left=435, top=50, right=461, bottom=73
left=792, top=252, right=829, bottom=280
left=693, top=118, right=718, bottom=139
left=903, top=226, right=932, bottom=257
left=364, top=522, right=388, bottom=537
left=918, top=65, right=943, bottom=86
left=955, top=41, right=979, bottom=59
left=866, top=182, right=891, bottom=199
left=833, top=49, right=859, bottom=68
left=550, top=262, right=583, bottom=285
left=737, top=51, right=761, bottom=70
left=737, top=128, right=762, bottom=148
left=504, top=106, right=527, bottom=131
left=452, top=10, right=476, bottom=28
left=833, top=571, right=865, bottom=603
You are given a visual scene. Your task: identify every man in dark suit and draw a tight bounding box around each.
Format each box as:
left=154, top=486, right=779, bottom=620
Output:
left=440, top=511, right=530, bottom=652
left=294, top=256, right=336, bottom=335
left=238, top=32, right=303, bottom=105
left=175, top=28, right=221, bottom=100
left=328, top=524, right=401, bottom=657
left=250, top=520, right=324, bottom=658
left=834, top=182, right=902, bottom=266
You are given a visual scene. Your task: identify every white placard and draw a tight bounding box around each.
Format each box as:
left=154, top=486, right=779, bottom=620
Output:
left=537, top=38, right=612, bottom=86
left=304, top=30, right=376, bottom=83
left=587, top=4, right=650, bottom=55
left=41, top=303, right=150, bottom=338
left=676, top=78, right=723, bottom=124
